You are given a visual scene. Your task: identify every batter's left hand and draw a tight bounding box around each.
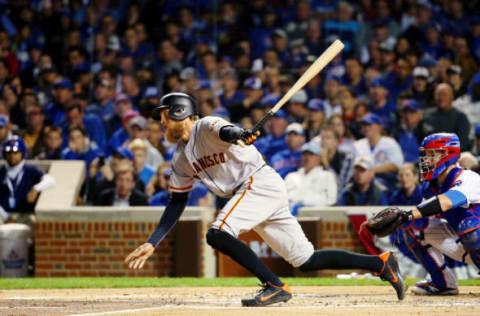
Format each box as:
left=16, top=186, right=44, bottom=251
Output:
left=237, top=129, right=260, bottom=147
left=125, top=243, right=155, bottom=269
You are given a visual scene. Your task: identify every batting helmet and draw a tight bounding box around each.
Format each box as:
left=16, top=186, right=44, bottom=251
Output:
left=153, top=92, right=197, bottom=121
left=2, top=136, right=27, bottom=158
left=418, top=133, right=460, bottom=181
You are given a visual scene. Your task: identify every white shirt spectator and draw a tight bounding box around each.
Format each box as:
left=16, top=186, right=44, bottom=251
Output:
left=354, top=136, right=404, bottom=169
left=285, top=166, right=338, bottom=208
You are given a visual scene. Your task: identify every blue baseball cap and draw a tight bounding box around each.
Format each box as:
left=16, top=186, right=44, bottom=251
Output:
left=114, top=147, right=134, bottom=161
left=475, top=124, right=480, bottom=137
left=307, top=99, right=325, bottom=112
left=0, top=114, right=9, bottom=127
left=244, top=77, right=262, bottom=90
left=361, top=113, right=383, bottom=126
left=211, top=107, right=230, bottom=119
left=273, top=109, right=288, bottom=120
left=143, top=86, right=160, bottom=99
left=369, top=77, right=388, bottom=89
left=260, top=95, right=279, bottom=107
left=54, top=79, right=73, bottom=90
left=325, top=74, right=341, bottom=83
left=402, top=99, right=421, bottom=112
left=301, top=142, right=321, bottom=155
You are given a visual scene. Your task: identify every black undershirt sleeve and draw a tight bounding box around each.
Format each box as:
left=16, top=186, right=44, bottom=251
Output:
left=146, top=192, right=189, bottom=247
left=219, top=125, right=243, bottom=143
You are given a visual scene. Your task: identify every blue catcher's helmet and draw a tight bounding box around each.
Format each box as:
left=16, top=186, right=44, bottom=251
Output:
left=418, top=133, right=460, bottom=181
left=2, top=136, right=27, bottom=158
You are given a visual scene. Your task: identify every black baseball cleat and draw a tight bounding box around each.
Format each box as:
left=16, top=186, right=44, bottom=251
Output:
left=241, top=282, right=292, bottom=307
left=377, top=251, right=408, bottom=300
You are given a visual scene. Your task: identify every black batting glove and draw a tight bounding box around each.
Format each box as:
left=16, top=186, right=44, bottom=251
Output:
left=219, top=125, right=261, bottom=145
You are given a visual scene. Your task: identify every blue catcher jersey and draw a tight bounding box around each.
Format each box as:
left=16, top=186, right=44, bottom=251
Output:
left=422, top=167, right=480, bottom=236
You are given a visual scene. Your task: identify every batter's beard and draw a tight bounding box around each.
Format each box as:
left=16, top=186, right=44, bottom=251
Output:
left=165, top=121, right=185, bottom=143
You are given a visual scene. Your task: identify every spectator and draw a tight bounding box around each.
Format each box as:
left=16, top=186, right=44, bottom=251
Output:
left=322, top=75, right=342, bottom=119
left=60, top=101, right=107, bottom=151
left=312, top=126, right=354, bottom=189
left=337, top=155, right=389, bottom=206
left=337, top=86, right=357, bottom=124
left=229, top=76, right=263, bottom=123
left=407, top=66, right=433, bottom=108
left=128, top=138, right=155, bottom=186
left=145, top=162, right=170, bottom=198
left=306, top=99, right=327, bottom=139
left=105, top=93, right=133, bottom=140
left=389, top=163, right=423, bottom=206
left=218, top=70, right=244, bottom=110
left=458, top=152, right=479, bottom=171
left=149, top=167, right=213, bottom=207
left=368, top=77, right=396, bottom=129
left=0, top=137, right=55, bottom=221
left=475, top=124, right=480, bottom=159
left=342, top=57, right=368, bottom=98
left=123, top=115, right=164, bottom=168
left=446, top=65, right=467, bottom=101
left=285, top=142, right=337, bottom=215
left=22, top=103, right=46, bottom=158
left=355, top=113, right=404, bottom=190
left=255, top=110, right=289, bottom=162
left=139, top=86, right=161, bottom=119
left=85, top=78, right=115, bottom=121
left=61, top=125, right=103, bottom=171
left=328, top=114, right=357, bottom=158
left=270, top=123, right=306, bottom=178
left=86, top=147, right=145, bottom=205
left=0, top=114, right=12, bottom=154
left=423, top=83, right=471, bottom=151
left=395, top=100, right=428, bottom=163
left=94, top=165, right=148, bottom=206
left=287, top=90, right=309, bottom=124
left=37, top=126, right=63, bottom=160
left=323, top=1, right=359, bottom=54
left=44, top=79, right=74, bottom=126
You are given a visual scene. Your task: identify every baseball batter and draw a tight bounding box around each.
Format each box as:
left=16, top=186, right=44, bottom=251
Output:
left=125, top=92, right=406, bottom=306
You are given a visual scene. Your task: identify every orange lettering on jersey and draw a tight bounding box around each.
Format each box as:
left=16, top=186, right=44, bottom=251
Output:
left=191, top=152, right=227, bottom=173
left=206, top=155, right=214, bottom=167
left=192, top=162, right=202, bottom=173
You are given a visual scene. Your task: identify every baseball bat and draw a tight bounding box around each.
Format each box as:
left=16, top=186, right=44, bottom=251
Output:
left=253, top=39, right=344, bottom=133
left=236, top=39, right=344, bottom=147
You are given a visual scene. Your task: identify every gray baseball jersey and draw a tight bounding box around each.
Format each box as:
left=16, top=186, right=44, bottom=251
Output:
left=169, top=116, right=314, bottom=267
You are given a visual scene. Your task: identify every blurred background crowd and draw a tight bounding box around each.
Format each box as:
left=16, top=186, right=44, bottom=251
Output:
left=1, top=0, right=480, bottom=214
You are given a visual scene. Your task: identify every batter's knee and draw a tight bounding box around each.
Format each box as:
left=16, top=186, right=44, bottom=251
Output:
left=206, top=228, right=226, bottom=250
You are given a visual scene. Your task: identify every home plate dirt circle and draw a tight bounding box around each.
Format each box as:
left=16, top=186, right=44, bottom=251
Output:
left=1, top=286, right=479, bottom=315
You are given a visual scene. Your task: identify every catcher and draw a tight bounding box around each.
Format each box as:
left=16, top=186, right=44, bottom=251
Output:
left=125, top=93, right=407, bottom=306
left=365, top=133, right=480, bottom=295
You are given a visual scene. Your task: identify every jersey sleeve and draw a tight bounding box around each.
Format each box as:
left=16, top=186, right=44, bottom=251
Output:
left=448, top=170, right=480, bottom=208
left=169, top=151, right=194, bottom=193
left=197, top=116, right=233, bottom=139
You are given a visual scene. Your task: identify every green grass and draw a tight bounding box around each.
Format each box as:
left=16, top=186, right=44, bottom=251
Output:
left=1, top=277, right=480, bottom=289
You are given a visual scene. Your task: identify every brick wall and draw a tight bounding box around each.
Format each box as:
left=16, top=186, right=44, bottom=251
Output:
left=35, top=221, right=174, bottom=277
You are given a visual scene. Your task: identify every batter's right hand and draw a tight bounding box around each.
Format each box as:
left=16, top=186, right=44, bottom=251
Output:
left=125, top=243, right=155, bottom=269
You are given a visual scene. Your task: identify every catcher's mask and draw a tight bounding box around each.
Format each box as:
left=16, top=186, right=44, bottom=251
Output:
left=418, top=133, right=460, bottom=181
left=152, top=92, right=197, bottom=121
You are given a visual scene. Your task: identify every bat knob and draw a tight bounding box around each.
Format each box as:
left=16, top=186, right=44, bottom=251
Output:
left=236, top=140, right=246, bottom=147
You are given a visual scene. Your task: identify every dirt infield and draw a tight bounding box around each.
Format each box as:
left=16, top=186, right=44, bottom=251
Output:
left=1, top=286, right=480, bottom=316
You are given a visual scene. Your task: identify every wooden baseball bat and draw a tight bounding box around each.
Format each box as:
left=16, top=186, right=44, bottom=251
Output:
left=237, top=39, right=344, bottom=147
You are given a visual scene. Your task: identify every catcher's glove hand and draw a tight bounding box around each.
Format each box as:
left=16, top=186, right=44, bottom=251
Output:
left=363, top=207, right=412, bottom=237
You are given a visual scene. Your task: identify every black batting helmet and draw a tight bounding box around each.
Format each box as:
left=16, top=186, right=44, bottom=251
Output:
left=152, top=92, right=197, bottom=121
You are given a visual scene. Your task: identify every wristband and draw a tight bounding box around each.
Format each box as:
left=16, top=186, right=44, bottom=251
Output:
left=417, top=196, right=442, bottom=217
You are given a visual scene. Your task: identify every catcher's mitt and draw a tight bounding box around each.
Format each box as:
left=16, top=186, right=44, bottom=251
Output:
left=363, top=207, right=408, bottom=237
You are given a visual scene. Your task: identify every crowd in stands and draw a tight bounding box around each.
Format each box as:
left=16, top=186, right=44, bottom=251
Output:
left=1, top=0, right=480, bottom=215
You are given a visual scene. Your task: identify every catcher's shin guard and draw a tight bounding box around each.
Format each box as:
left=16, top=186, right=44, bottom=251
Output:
left=460, top=227, right=480, bottom=270
left=402, top=229, right=457, bottom=290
